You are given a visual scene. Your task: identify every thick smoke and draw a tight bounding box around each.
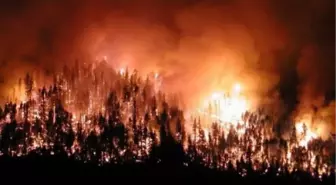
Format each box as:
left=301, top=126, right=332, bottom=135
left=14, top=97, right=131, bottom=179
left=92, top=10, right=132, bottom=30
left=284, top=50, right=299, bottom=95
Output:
left=0, top=0, right=334, bottom=134
left=288, top=0, right=335, bottom=137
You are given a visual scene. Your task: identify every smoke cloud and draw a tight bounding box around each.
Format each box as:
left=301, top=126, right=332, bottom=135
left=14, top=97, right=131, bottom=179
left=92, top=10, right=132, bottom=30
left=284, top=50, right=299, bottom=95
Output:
left=290, top=0, right=335, bottom=136
left=0, top=0, right=334, bottom=133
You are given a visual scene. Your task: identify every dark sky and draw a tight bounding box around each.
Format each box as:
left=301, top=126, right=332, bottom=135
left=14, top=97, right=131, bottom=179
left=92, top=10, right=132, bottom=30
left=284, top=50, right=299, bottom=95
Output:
left=0, top=0, right=334, bottom=129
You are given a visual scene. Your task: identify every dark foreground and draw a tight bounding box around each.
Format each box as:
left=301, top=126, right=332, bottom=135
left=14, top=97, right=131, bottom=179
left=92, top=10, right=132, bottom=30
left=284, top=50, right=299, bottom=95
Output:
left=0, top=154, right=334, bottom=185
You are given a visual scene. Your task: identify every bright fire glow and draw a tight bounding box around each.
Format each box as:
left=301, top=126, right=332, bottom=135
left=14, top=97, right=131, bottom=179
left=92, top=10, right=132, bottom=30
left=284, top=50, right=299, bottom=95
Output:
left=233, top=83, right=241, bottom=94
left=119, top=68, right=125, bottom=75
left=200, top=83, right=248, bottom=125
left=1, top=65, right=334, bottom=179
left=295, top=122, right=318, bottom=148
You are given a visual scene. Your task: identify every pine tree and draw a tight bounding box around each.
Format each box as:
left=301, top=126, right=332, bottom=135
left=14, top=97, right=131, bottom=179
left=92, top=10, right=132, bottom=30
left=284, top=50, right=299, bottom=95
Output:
left=192, top=118, right=197, bottom=142
left=212, top=122, right=219, bottom=146
left=303, top=123, right=307, bottom=138
left=39, top=87, right=47, bottom=122
left=186, top=135, right=194, bottom=158
left=24, top=73, right=33, bottom=102
left=198, top=127, right=207, bottom=159
left=218, top=131, right=226, bottom=153
left=290, top=124, right=297, bottom=146
left=0, top=106, right=3, bottom=119
left=227, top=126, right=237, bottom=147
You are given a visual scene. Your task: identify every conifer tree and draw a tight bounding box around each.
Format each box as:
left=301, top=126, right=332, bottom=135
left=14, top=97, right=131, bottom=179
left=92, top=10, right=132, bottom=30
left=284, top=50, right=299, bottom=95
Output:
left=290, top=124, right=297, bottom=146
left=192, top=118, right=198, bottom=142
left=24, top=73, right=33, bottom=102
left=303, top=123, right=307, bottom=138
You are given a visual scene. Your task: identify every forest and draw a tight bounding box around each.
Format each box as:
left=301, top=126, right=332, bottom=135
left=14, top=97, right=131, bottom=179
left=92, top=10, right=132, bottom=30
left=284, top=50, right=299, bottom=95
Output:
left=0, top=60, right=334, bottom=184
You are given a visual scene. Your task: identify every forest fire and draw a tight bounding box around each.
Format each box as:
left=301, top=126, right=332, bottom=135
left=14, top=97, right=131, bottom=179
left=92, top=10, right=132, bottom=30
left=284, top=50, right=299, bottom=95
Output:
left=0, top=62, right=334, bottom=181
left=0, top=0, right=333, bottom=183
left=295, top=122, right=318, bottom=148
left=200, top=83, right=248, bottom=124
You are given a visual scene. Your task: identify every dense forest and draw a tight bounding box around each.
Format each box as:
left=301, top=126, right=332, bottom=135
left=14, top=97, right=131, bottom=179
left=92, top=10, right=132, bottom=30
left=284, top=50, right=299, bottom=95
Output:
left=0, top=60, right=334, bottom=183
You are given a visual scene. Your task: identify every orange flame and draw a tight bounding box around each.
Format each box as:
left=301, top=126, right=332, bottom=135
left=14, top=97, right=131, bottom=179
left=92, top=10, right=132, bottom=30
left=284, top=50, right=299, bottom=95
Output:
left=199, top=83, right=249, bottom=125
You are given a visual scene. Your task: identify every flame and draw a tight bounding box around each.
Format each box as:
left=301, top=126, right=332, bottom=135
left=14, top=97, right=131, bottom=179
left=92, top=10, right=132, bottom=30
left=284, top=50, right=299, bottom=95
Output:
left=154, top=72, right=159, bottom=79
left=200, top=83, right=249, bottom=125
left=1, top=65, right=334, bottom=178
left=119, top=68, right=125, bottom=75
left=295, top=122, right=318, bottom=148
left=233, top=83, right=241, bottom=94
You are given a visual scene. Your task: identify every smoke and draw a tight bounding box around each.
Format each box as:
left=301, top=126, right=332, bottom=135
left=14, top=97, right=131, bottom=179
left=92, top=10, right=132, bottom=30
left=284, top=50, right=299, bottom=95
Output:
left=291, top=0, right=335, bottom=136
left=0, top=0, right=334, bottom=133
left=295, top=44, right=335, bottom=138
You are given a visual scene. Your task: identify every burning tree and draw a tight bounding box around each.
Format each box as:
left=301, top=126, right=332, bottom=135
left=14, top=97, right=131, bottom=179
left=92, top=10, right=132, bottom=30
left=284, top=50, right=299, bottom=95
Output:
left=0, top=61, right=334, bottom=180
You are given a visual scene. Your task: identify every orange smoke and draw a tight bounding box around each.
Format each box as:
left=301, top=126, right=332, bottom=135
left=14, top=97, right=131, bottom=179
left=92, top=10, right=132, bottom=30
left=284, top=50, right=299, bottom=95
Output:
left=65, top=0, right=289, bottom=112
left=0, top=0, right=334, bottom=139
left=0, top=2, right=298, bottom=92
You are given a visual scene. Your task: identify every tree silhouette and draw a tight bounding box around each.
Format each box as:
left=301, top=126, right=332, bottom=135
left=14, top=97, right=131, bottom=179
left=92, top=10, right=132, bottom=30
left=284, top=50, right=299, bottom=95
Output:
left=0, top=62, right=333, bottom=182
left=24, top=73, right=33, bottom=102
left=290, top=124, right=297, bottom=146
